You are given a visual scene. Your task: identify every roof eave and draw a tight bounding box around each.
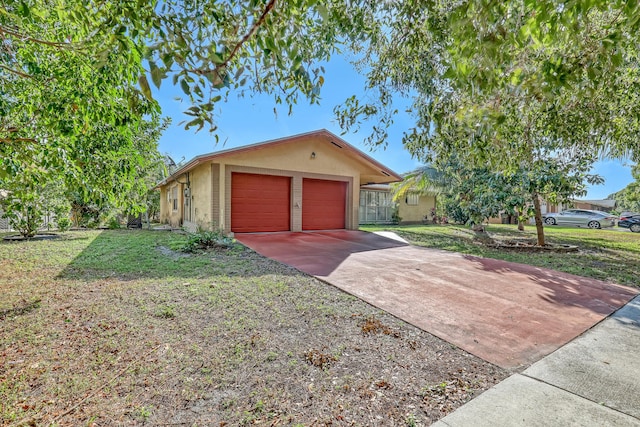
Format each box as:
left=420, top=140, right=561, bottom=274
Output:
left=157, top=129, right=403, bottom=186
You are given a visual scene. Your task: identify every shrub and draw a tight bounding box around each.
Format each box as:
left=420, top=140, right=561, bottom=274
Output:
left=56, top=217, right=71, bottom=232
left=180, top=228, right=235, bottom=253
left=108, top=216, right=121, bottom=229
left=391, top=207, right=402, bottom=224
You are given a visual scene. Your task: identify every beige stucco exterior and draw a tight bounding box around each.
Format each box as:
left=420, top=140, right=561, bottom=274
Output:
left=159, top=182, right=184, bottom=228
left=397, top=194, right=436, bottom=224
left=157, top=130, right=401, bottom=233
left=359, top=183, right=436, bottom=225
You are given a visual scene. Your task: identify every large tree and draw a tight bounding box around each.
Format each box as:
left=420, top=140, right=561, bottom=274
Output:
left=335, top=1, right=640, bottom=245
left=336, top=1, right=640, bottom=156
left=1, top=0, right=374, bottom=137
left=1, top=1, right=163, bottom=225
left=0, top=0, right=374, bottom=226
left=394, top=155, right=600, bottom=243
left=610, top=163, right=640, bottom=213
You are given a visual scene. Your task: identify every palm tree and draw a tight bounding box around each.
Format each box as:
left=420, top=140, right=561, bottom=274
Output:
left=391, top=165, right=448, bottom=198
left=392, top=164, right=494, bottom=234
left=391, top=165, right=449, bottom=223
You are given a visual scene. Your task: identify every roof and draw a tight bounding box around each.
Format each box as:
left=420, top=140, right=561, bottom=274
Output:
left=573, top=199, right=617, bottom=209
left=360, top=183, right=392, bottom=191
left=156, top=129, right=402, bottom=188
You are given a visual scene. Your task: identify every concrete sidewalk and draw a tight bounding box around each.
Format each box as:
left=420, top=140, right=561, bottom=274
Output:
left=433, top=295, right=640, bottom=426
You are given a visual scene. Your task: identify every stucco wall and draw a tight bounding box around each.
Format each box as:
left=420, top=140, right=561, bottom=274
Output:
left=159, top=187, right=170, bottom=224
left=217, top=136, right=378, bottom=178
left=187, top=162, right=212, bottom=230
left=160, top=182, right=183, bottom=228
left=398, top=195, right=436, bottom=224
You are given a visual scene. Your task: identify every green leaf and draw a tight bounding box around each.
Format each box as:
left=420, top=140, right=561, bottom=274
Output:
left=185, top=117, right=204, bottom=131
left=211, top=51, right=224, bottom=65
left=292, top=56, right=302, bottom=71
left=180, top=79, right=191, bottom=95
left=234, top=66, right=245, bottom=81
left=161, top=53, right=174, bottom=69
left=316, top=4, right=329, bottom=20
left=176, top=34, right=187, bottom=49
left=149, top=61, right=162, bottom=88
left=265, top=37, right=277, bottom=52
left=17, top=1, right=30, bottom=17
left=139, top=75, right=153, bottom=101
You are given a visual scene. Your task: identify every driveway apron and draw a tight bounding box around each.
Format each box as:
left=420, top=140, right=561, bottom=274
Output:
left=236, top=231, right=638, bottom=370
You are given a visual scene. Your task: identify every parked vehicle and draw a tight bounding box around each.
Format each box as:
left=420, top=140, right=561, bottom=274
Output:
left=542, top=209, right=616, bottom=229
left=618, top=214, right=640, bottom=233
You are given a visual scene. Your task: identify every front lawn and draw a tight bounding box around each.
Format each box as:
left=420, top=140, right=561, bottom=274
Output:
left=361, top=224, right=640, bottom=287
left=0, top=230, right=506, bottom=426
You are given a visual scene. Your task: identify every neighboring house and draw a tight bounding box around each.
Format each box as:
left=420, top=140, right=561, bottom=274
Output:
left=156, top=129, right=402, bottom=233
left=571, top=199, right=616, bottom=212
left=359, top=183, right=436, bottom=224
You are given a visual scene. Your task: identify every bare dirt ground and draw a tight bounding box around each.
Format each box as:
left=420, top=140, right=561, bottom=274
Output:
left=0, top=230, right=507, bottom=426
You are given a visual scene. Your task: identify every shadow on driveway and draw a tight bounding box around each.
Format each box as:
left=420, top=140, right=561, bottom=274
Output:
left=237, top=230, right=408, bottom=276
left=237, top=230, right=638, bottom=370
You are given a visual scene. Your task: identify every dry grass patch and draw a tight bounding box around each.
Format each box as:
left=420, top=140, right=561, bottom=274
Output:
left=1, top=230, right=506, bottom=426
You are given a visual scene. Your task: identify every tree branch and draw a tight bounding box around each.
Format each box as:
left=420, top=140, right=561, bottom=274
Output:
left=190, top=0, right=277, bottom=76
left=0, top=25, right=71, bottom=48
left=223, top=0, right=277, bottom=68
left=0, top=64, right=33, bottom=79
left=0, top=137, right=38, bottom=143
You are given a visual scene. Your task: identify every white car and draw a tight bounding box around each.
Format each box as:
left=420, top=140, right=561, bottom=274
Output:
left=542, top=209, right=616, bottom=229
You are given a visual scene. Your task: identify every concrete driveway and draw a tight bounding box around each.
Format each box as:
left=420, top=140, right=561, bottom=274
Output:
left=236, top=230, right=638, bottom=370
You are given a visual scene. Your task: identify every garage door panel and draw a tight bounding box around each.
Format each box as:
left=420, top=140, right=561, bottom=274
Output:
left=232, top=173, right=290, bottom=232
left=302, top=179, right=347, bottom=230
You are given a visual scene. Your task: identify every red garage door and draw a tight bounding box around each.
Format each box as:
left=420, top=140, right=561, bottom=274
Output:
left=302, top=178, right=347, bottom=230
left=231, top=173, right=291, bottom=232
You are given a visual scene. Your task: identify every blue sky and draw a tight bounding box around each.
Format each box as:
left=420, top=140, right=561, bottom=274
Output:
left=156, top=56, right=634, bottom=200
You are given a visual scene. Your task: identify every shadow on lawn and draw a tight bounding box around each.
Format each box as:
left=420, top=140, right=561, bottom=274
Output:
left=461, top=254, right=639, bottom=318
left=56, top=229, right=301, bottom=281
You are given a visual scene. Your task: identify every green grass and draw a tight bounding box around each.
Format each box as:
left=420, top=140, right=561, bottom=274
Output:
left=361, top=223, right=640, bottom=287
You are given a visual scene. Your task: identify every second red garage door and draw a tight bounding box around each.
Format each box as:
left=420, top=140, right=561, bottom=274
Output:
left=231, top=173, right=291, bottom=232
left=302, top=178, right=347, bottom=230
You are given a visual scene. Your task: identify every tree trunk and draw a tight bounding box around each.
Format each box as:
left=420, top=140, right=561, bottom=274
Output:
left=471, top=223, right=485, bottom=232
left=532, top=194, right=545, bottom=246
left=517, top=208, right=525, bottom=231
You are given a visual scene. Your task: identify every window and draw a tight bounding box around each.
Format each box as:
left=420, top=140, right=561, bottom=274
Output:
left=406, top=193, right=419, bottom=206
left=171, top=186, right=178, bottom=211
left=359, top=190, right=395, bottom=224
